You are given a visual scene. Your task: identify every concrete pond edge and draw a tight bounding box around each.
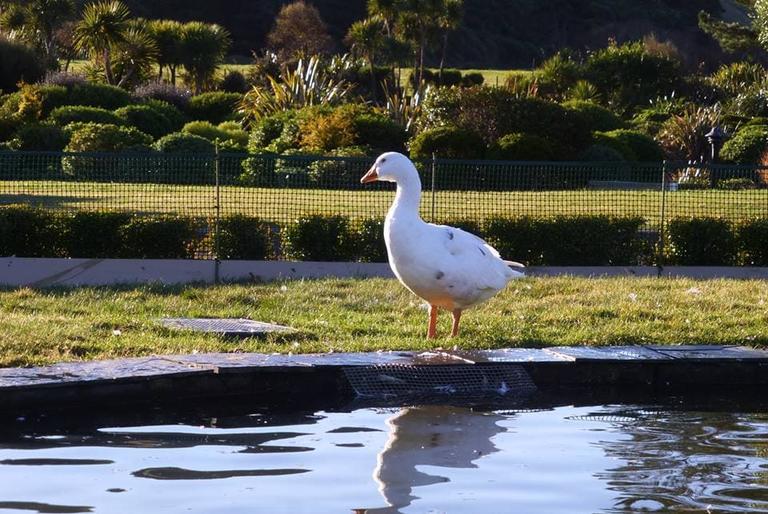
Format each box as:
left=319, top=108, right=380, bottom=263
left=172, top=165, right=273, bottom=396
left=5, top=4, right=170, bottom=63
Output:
left=2, top=258, right=768, bottom=287
left=2, top=345, right=767, bottom=413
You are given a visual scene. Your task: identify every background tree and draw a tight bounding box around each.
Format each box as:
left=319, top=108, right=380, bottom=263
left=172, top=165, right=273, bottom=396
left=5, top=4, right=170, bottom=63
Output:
left=179, top=21, right=230, bottom=94
left=147, top=19, right=185, bottom=84
left=266, top=1, right=333, bottom=60
left=0, top=0, right=75, bottom=67
left=435, top=0, right=462, bottom=81
left=74, top=0, right=132, bottom=85
left=111, top=21, right=159, bottom=88
left=345, top=16, right=387, bottom=100
left=699, top=11, right=761, bottom=58
left=752, top=0, right=768, bottom=57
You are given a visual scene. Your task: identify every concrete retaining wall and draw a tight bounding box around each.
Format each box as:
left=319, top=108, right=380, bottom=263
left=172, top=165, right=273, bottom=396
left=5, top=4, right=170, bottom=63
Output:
left=1, top=257, right=767, bottom=287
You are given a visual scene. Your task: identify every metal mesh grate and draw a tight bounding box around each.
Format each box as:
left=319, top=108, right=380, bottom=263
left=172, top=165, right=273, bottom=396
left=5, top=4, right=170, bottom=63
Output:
left=342, top=364, right=536, bottom=400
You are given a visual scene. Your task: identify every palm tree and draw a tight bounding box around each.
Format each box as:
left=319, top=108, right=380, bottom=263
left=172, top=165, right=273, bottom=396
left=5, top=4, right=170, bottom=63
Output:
left=74, top=0, right=131, bottom=85
left=147, top=19, right=184, bottom=84
left=436, top=0, right=462, bottom=83
left=0, top=0, right=75, bottom=66
left=179, top=21, right=230, bottom=94
left=346, top=16, right=387, bottom=100
left=112, top=22, right=159, bottom=88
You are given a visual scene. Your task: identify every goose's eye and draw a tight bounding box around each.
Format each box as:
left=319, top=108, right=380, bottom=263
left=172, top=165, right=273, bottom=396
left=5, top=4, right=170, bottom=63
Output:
left=381, top=158, right=387, bottom=163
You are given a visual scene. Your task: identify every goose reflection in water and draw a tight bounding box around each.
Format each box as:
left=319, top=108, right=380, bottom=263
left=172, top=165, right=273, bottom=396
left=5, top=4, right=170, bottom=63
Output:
left=360, top=405, right=505, bottom=513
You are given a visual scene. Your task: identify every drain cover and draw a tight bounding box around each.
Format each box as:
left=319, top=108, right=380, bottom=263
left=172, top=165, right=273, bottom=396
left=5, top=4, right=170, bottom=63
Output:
left=160, top=318, right=293, bottom=337
left=343, top=363, right=536, bottom=400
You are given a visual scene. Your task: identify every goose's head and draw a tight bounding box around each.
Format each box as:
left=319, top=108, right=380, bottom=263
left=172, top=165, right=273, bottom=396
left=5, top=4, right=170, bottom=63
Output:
left=360, top=152, right=416, bottom=184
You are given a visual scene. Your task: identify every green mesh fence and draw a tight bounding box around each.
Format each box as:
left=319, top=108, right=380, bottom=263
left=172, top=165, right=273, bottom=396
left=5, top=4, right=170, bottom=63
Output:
left=1, top=151, right=766, bottom=260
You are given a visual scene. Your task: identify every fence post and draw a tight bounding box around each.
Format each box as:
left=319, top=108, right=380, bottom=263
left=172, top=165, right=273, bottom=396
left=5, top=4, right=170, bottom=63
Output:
left=213, top=144, right=221, bottom=284
left=657, top=160, right=668, bottom=277
left=430, top=152, right=436, bottom=222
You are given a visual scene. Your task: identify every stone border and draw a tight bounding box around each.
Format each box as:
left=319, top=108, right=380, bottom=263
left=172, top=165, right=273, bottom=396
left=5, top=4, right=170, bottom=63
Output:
left=2, top=258, right=768, bottom=287
left=1, top=346, right=767, bottom=412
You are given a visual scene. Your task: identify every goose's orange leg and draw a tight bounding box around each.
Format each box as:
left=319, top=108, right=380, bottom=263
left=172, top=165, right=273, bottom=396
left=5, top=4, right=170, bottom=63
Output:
left=427, top=304, right=439, bottom=339
left=451, top=309, right=463, bottom=337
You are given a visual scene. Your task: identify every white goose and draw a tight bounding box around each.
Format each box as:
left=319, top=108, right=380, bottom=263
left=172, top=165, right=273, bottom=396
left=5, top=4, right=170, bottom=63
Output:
left=361, top=152, right=524, bottom=339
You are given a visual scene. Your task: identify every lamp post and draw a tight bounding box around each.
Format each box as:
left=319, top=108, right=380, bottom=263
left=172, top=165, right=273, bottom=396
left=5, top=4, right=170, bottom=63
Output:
left=705, top=125, right=726, bottom=163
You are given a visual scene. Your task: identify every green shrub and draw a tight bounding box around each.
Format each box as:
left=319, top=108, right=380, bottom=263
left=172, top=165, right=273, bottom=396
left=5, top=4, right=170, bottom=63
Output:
left=219, top=70, right=250, bottom=93
left=422, top=87, right=591, bottom=158
left=666, top=217, right=736, bottom=265
left=118, top=216, right=198, bottom=258
left=578, top=144, right=625, bottom=161
left=182, top=120, right=226, bottom=141
left=353, top=111, right=407, bottom=152
left=63, top=123, right=154, bottom=178
left=154, top=132, right=215, bottom=153
left=0, top=39, right=45, bottom=92
left=720, top=125, right=768, bottom=164
left=20, top=82, right=133, bottom=115
left=240, top=154, right=277, bottom=186
left=142, top=99, right=187, bottom=131
left=186, top=91, right=242, bottom=124
left=352, top=217, right=387, bottom=262
left=283, top=215, right=353, bottom=261
left=0, top=206, right=62, bottom=257
left=409, top=126, right=485, bottom=160
left=182, top=121, right=247, bottom=150
left=116, top=105, right=175, bottom=139
left=307, top=147, right=369, bottom=187
left=485, top=215, right=645, bottom=265
left=65, top=83, right=133, bottom=111
left=9, top=123, right=69, bottom=151
left=535, top=52, right=581, bottom=98
left=216, top=214, right=272, bottom=260
left=64, top=123, right=152, bottom=152
left=60, top=211, right=132, bottom=258
left=489, top=133, right=554, bottom=161
left=248, top=111, right=294, bottom=152
left=596, top=129, right=664, bottom=162
left=484, top=217, right=544, bottom=265
left=717, top=177, right=757, bottom=190
left=591, top=132, right=636, bottom=160
left=561, top=100, right=624, bottom=132
left=583, top=40, right=682, bottom=111
left=738, top=218, right=768, bottom=266
left=461, top=72, right=484, bottom=87
left=50, top=105, right=125, bottom=127
left=152, top=132, right=215, bottom=183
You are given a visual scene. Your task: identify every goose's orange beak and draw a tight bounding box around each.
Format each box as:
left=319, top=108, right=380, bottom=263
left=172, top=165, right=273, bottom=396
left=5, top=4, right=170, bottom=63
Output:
left=360, top=165, right=378, bottom=184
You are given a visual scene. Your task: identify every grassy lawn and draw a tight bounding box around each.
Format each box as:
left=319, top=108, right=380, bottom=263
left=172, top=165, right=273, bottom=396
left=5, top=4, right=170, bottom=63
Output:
left=2, top=181, right=766, bottom=225
left=1, top=276, right=767, bottom=368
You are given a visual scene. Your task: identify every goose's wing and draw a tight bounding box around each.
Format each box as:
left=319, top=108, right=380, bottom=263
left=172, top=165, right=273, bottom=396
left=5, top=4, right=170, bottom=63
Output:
left=432, top=224, right=516, bottom=290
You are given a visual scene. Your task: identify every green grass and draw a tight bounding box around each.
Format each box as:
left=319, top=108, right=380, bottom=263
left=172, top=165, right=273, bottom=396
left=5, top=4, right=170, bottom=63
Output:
left=2, top=181, right=766, bottom=224
left=2, top=276, right=767, bottom=368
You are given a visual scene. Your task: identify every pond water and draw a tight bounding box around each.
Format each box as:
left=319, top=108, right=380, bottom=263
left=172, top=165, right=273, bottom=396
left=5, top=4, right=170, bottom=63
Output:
left=1, top=402, right=767, bottom=513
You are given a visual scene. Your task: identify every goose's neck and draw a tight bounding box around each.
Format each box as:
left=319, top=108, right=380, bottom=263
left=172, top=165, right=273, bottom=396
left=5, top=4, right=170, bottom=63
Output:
left=389, top=175, right=423, bottom=221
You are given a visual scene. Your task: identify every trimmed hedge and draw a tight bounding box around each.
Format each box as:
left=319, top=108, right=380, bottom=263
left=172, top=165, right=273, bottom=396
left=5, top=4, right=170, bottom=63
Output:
left=282, top=215, right=353, bottom=261
left=0, top=206, right=62, bottom=257
left=116, top=105, right=175, bottom=139
left=666, top=217, right=736, bottom=265
left=1, top=206, right=766, bottom=266
left=50, top=106, right=125, bottom=127
left=410, top=126, right=486, bottom=160
left=216, top=215, right=272, bottom=260
left=485, top=215, right=647, bottom=265
left=117, top=216, right=198, bottom=259
left=186, top=92, right=242, bottom=124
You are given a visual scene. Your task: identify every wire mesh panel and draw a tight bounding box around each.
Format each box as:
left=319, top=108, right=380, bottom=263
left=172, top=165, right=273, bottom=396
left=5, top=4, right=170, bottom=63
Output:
left=343, top=363, right=536, bottom=400
left=663, top=162, right=768, bottom=222
left=426, top=159, right=665, bottom=232
left=1, top=151, right=767, bottom=262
